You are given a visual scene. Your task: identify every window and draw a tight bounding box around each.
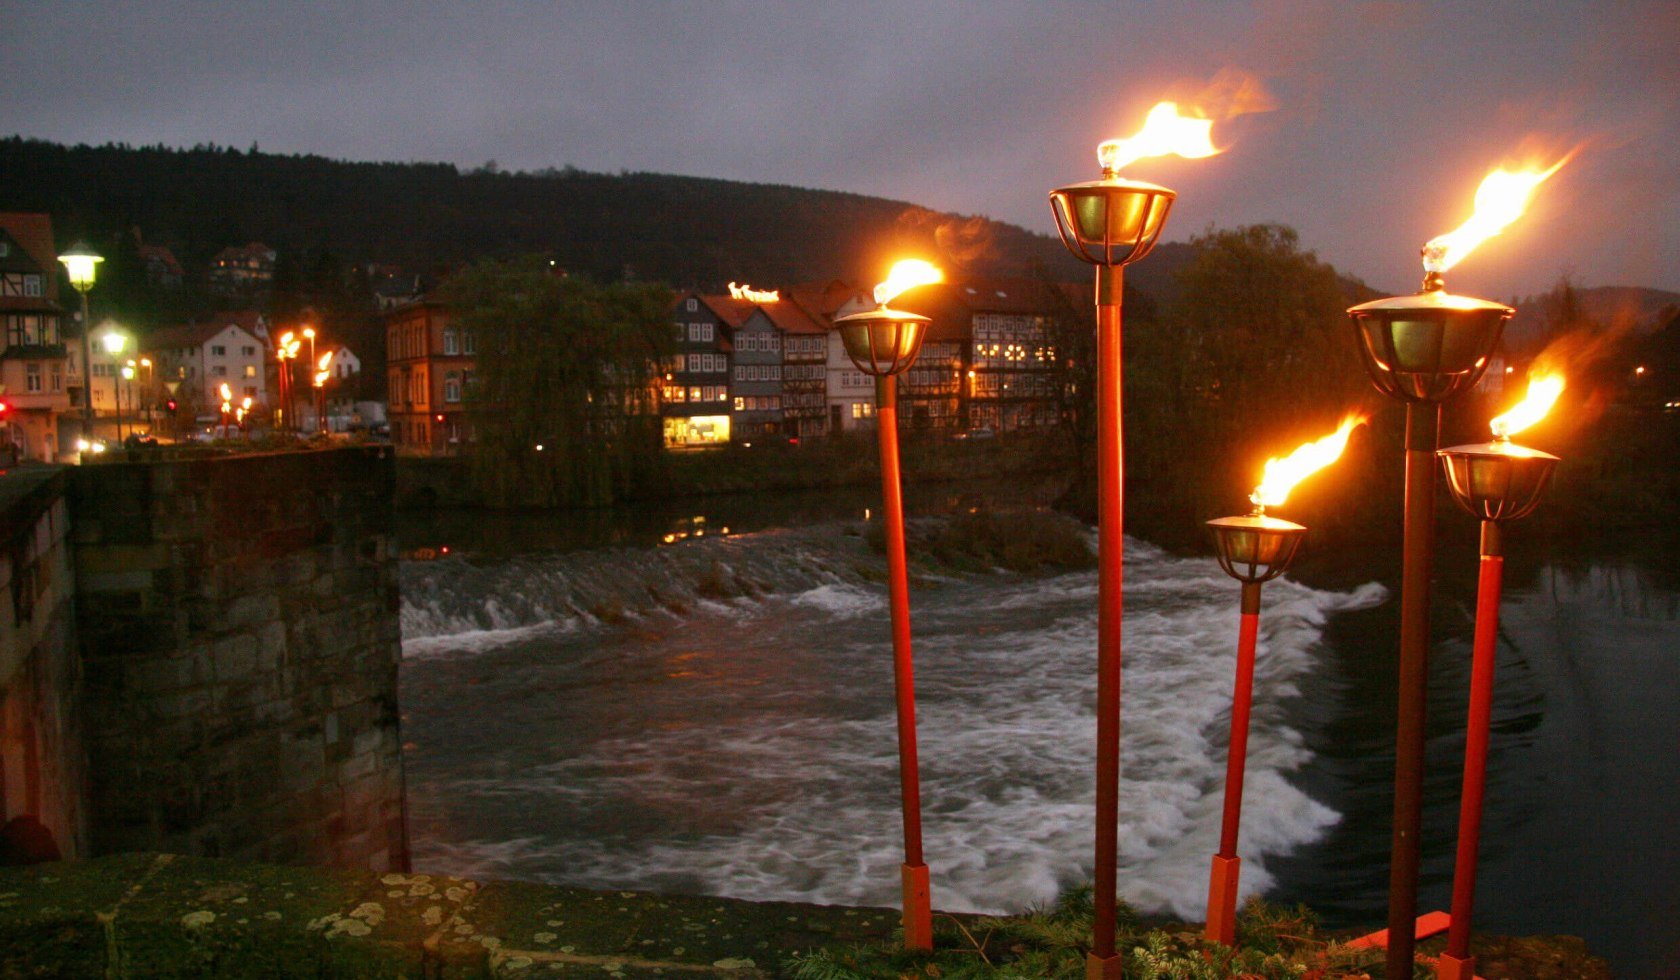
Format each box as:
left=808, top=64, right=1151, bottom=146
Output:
left=700, top=323, right=714, bottom=341
left=687, top=354, right=701, bottom=372
left=444, top=371, right=462, bottom=403
left=50, top=366, right=61, bottom=392
left=212, top=365, right=227, bottom=377
left=852, top=401, right=874, bottom=419
left=444, top=329, right=459, bottom=355
left=23, top=275, right=41, bottom=297
left=244, top=386, right=257, bottom=399
left=241, top=345, right=255, bottom=356
left=686, top=298, right=698, bottom=311
left=689, top=386, right=702, bottom=402
left=688, top=324, right=702, bottom=342
left=25, top=363, right=40, bottom=392
left=461, top=330, right=475, bottom=355
left=244, top=365, right=256, bottom=378
left=734, top=396, right=745, bottom=410
left=211, top=345, right=226, bottom=356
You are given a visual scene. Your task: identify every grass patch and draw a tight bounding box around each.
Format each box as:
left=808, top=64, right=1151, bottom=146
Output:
left=785, top=891, right=1394, bottom=979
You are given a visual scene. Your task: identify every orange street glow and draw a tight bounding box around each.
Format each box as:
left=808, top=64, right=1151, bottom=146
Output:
left=1423, top=159, right=1568, bottom=273
left=873, top=260, right=942, bottom=306
left=218, top=382, right=233, bottom=402
left=1490, top=374, right=1564, bottom=440
left=727, top=282, right=780, bottom=303
left=1098, top=102, right=1217, bottom=174
left=1250, top=414, right=1367, bottom=510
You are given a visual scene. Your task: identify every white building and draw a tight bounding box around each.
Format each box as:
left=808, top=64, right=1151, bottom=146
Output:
left=146, top=312, right=270, bottom=415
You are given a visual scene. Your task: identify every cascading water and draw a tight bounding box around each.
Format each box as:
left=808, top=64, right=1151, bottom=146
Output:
left=398, top=519, right=1385, bottom=919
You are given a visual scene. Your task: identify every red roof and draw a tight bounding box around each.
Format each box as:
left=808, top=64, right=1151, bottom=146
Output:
left=138, top=243, right=183, bottom=275
left=689, top=293, right=757, bottom=330
left=149, top=311, right=269, bottom=351
left=758, top=298, right=826, bottom=334
left=0, top=212, right=63, bottom=312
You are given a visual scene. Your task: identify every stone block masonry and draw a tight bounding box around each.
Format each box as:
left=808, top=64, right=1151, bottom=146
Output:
left=67, top=446, right=408, bottom=872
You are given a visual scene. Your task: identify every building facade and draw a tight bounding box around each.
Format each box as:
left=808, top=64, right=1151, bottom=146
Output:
left=663, top=294, right=742, bottom=448
left=765, top=300, right=828, bottom=440
left=147, top=313, right=270, bottom=420
left=209, top=242, right=276, bottom=294
left=730, top=307, right=784, bottom=440
left=0, top=214, right=71, bottom=461
left=384, top=300, right=474, bottom=453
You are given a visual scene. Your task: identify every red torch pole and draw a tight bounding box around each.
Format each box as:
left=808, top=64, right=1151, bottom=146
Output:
left=1206, top=580, right=1260, bottom=945
left=1387, top=399, right=1440, bottom=974
left=1438, top=521, right=1502, bottom=980
left=1089, top=264, right=1125, bottom=975
left=876, top=373, right=932, bottom=950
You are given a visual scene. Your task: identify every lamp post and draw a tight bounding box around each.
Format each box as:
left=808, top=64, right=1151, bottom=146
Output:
left=314, top=350, right=335, bottom=435
left=57, top=242, right=103, bottom=443
left=139, top=357, right=154, bottom=428
left=102, top=329, right=129, bottom=442
left=1202, top=416, right=1361, bottom=946
left=120, top=363, right=136, bottom=442
left=831, top=259, right=942, bottom=951
left=1433, top=378, right=1561, bottom=980
left=1049, top=124, right=1181, bottom=980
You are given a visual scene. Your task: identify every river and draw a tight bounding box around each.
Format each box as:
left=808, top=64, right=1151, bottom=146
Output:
left=396, top=487, right=1680, bottom=977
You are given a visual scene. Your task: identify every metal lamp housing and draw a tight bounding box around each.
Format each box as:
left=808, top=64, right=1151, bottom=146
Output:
left=835, top=307, right=930, bottom=378
left=1207, top=514, right=1307, bottom=584
left=1048, top=177, right=1176, bottom=267
left=1347, top=290, right=1512, bottom=402
left=1438, top=441, right=1559, bottom=522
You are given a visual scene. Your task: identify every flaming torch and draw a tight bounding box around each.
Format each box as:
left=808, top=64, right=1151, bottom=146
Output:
left=1204, top=414, right=1364, bottom=946
left=831, top=258, right=943, bottom=950
left=218, top=382, right=234, bottom=435
left=1433, top=375, right=1562, bottom=980
left=314, top=350, right=335, bottom=435
left=1346, top=157, right=1563, bottom=973
left=1049, top=101, right=1215, bottom=979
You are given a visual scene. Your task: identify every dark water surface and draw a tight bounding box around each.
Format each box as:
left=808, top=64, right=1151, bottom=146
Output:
left=397, top=489, right=1680, bottom=977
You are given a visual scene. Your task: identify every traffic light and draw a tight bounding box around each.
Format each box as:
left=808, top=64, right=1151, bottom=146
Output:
left=0, top=400, right=10, bottom=419
left=166, top=398, right=179, bottom=414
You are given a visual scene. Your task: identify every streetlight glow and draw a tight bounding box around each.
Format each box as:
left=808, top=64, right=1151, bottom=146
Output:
left=57, top=242, right=103, bottom=292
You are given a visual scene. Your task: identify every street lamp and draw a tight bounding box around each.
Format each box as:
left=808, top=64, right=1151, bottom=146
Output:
left=102, top=329, right=128, bottom=442
left=57, top=241, right=103, bottom=442
left=1049, top=102, right=1215, bottom=980
left=119, top=363, right=136, bottom=443
left=314, top=350, right=335, bottom=434
left=831, top=258, right=942, bottom=951
left=1345, top=158, right=1561, bottom=974
left=1433, top=375, right=1562, bottom=980
left=1203, top=416, right=1362, bottom=947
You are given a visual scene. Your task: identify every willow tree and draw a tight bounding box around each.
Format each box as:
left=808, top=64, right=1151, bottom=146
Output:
left=441, top=258, right=674, bottom=507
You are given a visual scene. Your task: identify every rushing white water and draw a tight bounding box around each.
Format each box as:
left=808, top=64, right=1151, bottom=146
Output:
left=399, top=520, right=1385, bottom=919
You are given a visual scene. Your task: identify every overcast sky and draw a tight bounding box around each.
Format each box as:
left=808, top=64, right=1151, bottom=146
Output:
left=3, top=1, right=1676, bottom=297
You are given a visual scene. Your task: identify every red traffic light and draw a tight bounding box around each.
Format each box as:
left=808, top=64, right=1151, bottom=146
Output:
left=166, top=399, right=179, bottom=413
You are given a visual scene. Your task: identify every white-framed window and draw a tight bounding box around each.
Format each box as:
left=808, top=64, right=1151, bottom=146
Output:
left=25, top=362, right=41, bottom=392
left=687, top=354, right=700, bottom=372
left=444, top=329, right=459, bottom=355
left=734, top=367, right=746, bottom=381
left=444, top=371, right=462, bottom=403
left=23, top=275, right=41, bottom=297
left=686, top=298, right=698, bottom=311
left=688, top=324, right=702, bottom=341
left=50, top=366, right=61, bottom=391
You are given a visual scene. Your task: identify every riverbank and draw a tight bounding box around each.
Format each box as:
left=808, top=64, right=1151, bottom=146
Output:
left=0, top=854, right=1609, bottom=977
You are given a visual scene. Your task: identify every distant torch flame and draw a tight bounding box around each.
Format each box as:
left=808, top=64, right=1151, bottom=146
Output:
left=728, top=282, right=780, bottom=303
left=1490, top=374, right=1564, bottom=440
left=1098, top=102, right=1218, bottom=174
left=874, top=260, right=943, bottom=306
left=1250, top=414, right=1367, bottom=510
left=318, top=351, right=335, bottom=371
left=1423, top=160, right=1567, bottom=274
left=218, top=382, right=233, bottom=402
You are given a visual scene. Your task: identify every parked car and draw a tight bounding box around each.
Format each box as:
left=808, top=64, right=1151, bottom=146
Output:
left=952, top=426, right=996, bottom=441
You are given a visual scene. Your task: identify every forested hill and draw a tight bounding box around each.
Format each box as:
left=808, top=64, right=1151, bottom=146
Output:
left=0, top=136, right=1123, bottom=289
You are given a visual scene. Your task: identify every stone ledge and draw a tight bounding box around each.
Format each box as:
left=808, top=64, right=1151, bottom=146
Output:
left=0, top=853, right=899, bottom=977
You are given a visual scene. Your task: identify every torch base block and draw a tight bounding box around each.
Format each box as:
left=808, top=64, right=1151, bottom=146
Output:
left=901, top=862, right=932, bottom=951
left=1204, top=854, right=1242, bottom=946
left=1085, top=951, right=1124, bottom=980
left=1436, top=950, right=1479, bottom=980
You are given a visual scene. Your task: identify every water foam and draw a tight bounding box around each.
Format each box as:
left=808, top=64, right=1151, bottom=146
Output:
left=403, top=526, right=1385, bottom=920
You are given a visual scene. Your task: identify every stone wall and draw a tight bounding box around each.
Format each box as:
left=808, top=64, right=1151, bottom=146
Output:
left=67, top=446, right=407, bottom=871
left=0, top=467, right=83, bottom=862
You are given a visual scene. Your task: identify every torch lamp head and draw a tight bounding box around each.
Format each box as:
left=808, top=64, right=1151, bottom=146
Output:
left=1438, top=440, right=1559, bottom=522
left=1347, top=288, right=1511, bottom=402
left=834, top=307, right=930, bottom=378
left=1207, top=513, right=1307, bottom=584
left=1048, top=176, right=1176, bottom=267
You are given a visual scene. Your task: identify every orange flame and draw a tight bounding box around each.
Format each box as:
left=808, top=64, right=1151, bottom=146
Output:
left=318, top=350, right=335, bottom=371
left=1423, top=159, right=1567, bottom=273
left=1251, top=414, right=1367, bottom=510
left=874, top=260, right=943, bottom=306
left=728, top=282, right=780, bottom=303
left=1098, top=102, right=1218, bottom=174
left=218, top=382, right=233, bottom=402
left=1490, top=374, right=1564, bottom=440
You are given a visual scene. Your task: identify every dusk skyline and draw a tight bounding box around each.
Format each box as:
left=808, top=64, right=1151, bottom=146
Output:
left=4, top=1, right=1677, bottom=298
